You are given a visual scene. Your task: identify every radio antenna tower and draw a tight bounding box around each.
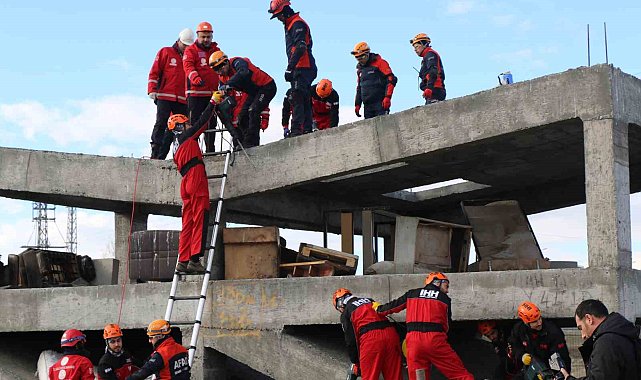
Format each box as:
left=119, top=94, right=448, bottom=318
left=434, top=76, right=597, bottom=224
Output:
left=32, top=202, right=56, bottom=248
left=67, top=207, right=78, bottom=253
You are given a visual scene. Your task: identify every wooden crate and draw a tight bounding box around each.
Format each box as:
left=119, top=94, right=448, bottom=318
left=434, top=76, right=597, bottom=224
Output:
left=279, top=261, right=335, bottom=277
left=223, top=227, right=280, bottom=279
left=299, top=243, right=358, bottom=268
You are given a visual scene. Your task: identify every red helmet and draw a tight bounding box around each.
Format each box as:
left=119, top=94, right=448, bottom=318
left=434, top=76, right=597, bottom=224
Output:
left=518, top=301, right=541, bottom=324
left=477, top=320, right=496, bottom=336
left=60, top=329, right=86, bottom=347
left=197, top=21, right=213, bottom=33
left=268, top=0, right=291, bottom=19
left=425, top=272, right=449, bottom=286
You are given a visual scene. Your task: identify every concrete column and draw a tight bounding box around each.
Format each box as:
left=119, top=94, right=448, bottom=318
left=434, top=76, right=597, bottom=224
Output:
left=394, top=216, right=418, bottom=273
left=362, top=210, right=374, bottom=270
left=114, top=211, right=148, bottom=285
left=583, top=118, right=632, bottom=268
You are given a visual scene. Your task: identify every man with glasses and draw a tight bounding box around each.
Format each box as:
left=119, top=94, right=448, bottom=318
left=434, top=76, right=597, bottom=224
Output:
left=97, top=324, right=140, bottom=380
left=125, top=320, right=190, bottom=380
left=208, top=51, right=276, bottom=148
left=351, top=42, right=397, bottom=119
left=183, top=21, right=220, bottom=153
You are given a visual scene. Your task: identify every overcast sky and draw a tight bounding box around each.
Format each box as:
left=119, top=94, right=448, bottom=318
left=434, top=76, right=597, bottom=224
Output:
left=1, top=0, right=640, bottom=269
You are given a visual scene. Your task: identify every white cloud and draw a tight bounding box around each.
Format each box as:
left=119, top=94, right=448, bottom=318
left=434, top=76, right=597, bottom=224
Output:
left=447, top=0, right=475, bottom=14
left=0, top=95, right=155, bottom=152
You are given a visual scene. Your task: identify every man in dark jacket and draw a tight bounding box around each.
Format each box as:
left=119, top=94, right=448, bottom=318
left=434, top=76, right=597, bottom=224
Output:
left=509, top=301, right=572, bottom=376
left=478, top=320, right=521, bottom=379
left=409, top=33, right=446, bottom=104
left=562, top=299, right=640, bottom=380
left=351, top=42, right=397, bottom=119
left=98, top=324, right=140, bottom=380
left=269, top=0, right=317, bottom=136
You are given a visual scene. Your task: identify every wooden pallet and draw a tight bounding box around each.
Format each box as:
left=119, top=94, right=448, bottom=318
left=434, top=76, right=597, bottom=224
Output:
left=279, top=261, right=335, bottom=277
left=299, top=243, right=358, bottom=268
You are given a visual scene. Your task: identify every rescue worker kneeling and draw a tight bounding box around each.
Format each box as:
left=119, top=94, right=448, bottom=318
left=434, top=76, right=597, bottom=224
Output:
left=126, top=320, right=190, bottom=380
left=209, top=51, right=275, bottom=149
left=282, top=78, right=339, bottom=135
left=334, top=288, right=402, bottom=380
left=375, top=272, right=474, bottom=380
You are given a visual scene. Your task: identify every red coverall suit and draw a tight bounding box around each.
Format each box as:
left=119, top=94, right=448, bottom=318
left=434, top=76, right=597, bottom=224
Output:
left=341, top=295, right=402, bottom=380
left=173, top=102, right=216, bottom=263
left=418, top=47, right=446, bottom=104
left=183, top=41, right=220, bottom=152
left=377, top=284, right=473, bottom=380
left=148, top=42, right=188, bottom=160
left=355, top=53, right=397, bottom=119
left=218, top=57, right=276, bottom=148
left=49, top=353, right=94, bottom=380
left=125, top=336, right=190, bottom=380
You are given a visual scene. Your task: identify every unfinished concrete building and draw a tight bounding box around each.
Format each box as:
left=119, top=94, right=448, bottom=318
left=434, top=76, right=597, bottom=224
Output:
left=0, top=64, right=640, bottom=379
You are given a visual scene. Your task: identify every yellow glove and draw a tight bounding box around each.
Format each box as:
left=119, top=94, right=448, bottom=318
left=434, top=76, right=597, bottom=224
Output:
left=371, top=302, right=381, bottom=311
left=522, top=353, right=532, bottom=365
left=211, top=90, right=225, bottom=104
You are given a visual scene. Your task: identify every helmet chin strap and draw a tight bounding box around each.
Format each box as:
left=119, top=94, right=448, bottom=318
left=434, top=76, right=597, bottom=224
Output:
left=106, top=344, right=124, bottom=357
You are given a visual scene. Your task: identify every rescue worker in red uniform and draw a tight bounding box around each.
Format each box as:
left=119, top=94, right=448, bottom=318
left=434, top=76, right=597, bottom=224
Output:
left=49, top=329, right=94, bottom=380
left=334, top=288, right=402, bottom=380
left=282, top=78, right=339, bottom=135
left=98, top=324, right=141, bottom=380
left=376, top=272, right=474, bottom=380
left=269, top=0, right=318, bottom=136
left=166, top=93, right=218, bottom=274
left=508, top=301, right=572, bottom=379
left=126, top=320, right=190, bottom=380
left=478, top=320, right=520, bottom=380
left=147, top=28, right=194, bottom=160
left=208, top=51, right=276, bottom=148
left=183, top=21, right=220, bottom=153
left=410, top=33, right=446, bottom=104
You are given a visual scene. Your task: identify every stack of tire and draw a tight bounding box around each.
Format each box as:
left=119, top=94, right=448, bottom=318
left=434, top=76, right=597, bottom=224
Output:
left=129, top=230, right=180, bottom=282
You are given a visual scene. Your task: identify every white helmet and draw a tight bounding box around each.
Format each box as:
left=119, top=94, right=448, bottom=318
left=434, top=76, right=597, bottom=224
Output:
left=178, top=28, right=195, bottom=46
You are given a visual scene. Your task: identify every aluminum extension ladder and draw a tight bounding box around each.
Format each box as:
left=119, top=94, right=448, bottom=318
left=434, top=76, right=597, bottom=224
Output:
left=164, top=125, right=234, bottom=367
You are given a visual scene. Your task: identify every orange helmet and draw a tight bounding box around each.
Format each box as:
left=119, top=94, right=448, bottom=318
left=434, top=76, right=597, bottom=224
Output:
left=477, top=320, right=497, bottom=336
left=425, top=272, right=449, bottom=286
left=103, top=323, right=123, bottom=340
left=209, top=51, right=229, bottom=69
left=410, top=33, right=431, bottom=46
left=517, top=301, right=541, bottom=324
left=147, top=319, right=171, bottom=337
left=197, top=21, right=213, bottom=33
left=168, top=114, right=189, bottom=133
left=316, top=79, right=333, bottom=98
left=60, top=329, right=86, bottom=347
left=333, top=288, right=351, bottom=310
left=268, top=0, right=291, bottom=18
left=351, top=42, right=370, bottom=57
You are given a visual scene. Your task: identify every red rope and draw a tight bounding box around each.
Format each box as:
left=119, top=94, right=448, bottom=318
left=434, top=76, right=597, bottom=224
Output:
left=117, top=158, right=142, bottom=325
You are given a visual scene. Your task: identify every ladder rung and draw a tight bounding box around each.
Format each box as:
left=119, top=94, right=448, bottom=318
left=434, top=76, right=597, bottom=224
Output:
left=207, top=174, right=227, bottom=180
left=209, top=221, right=220, bottom=226
left=204, top=128, right=231, bottom=133
left=211, top=197, right=223, bottom=203
left=171, top=320, right=201, bottom=326
left=170, top=295, right=205, bottom=301
left=189, top=345, right=197, bottom=350
left=203, top=150, right=231, bottom=157
left=175, top=270, right=210, bottom=275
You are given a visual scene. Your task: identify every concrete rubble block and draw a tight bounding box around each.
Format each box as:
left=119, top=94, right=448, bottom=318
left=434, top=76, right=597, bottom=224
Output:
left=91, top=258, right=119, bottom=285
